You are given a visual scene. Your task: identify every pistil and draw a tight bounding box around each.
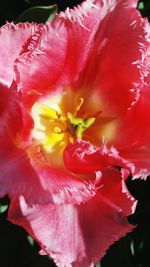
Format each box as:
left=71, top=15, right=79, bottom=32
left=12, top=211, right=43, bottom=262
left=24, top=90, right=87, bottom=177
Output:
left=67, top=112, right=95, bottom=139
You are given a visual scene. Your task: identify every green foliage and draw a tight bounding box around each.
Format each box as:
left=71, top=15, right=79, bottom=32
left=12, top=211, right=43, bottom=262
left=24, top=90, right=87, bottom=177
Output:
left=0, top=204, right=8, bottom=214
left=27, top=235, right=35, bottom=246
left=15, top=4, right=58, bottom=23
left=138, top=0, right=150, bottom=19
left=138, top=1, right=145, bottom=10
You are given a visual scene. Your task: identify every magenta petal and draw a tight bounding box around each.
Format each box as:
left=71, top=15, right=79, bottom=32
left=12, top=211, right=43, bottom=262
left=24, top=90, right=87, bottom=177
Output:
left=17, top=0, right=117, bottom=104
left=0, top=22, right=38, bottom=87
left=100, top=168, right=136, bottom=216
left=63, top=140, right=134, bottom=174
left=120, top=147, right=150, bottom=179
left=113, top=89, right=150, bottom=178
left=0, top=146, right=96, bottom=205
left=0, top=150, right=40, bottom=200
left=0, top=82, right=23, bottom=150
left=76, top=0, right=150, bottom=115
left=9, top=168, right=136, bottom=267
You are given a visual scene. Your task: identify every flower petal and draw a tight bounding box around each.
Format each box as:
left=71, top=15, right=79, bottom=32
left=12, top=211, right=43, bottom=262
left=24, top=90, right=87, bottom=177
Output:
left=76, top=0, right=149, bottom=114
left=0, top=146, right=96, bottom=205
left=63, top=140, right=134, bottom=174
left=8, top=169, right=136, bottom=266
left=0, top=22, right=38, bottom=87
left=120, top=147, right=150, bottom=180
left=114, top=88, right=150, bottom=178
left=0, top=82, right=23, bottom=150
left=17, top=0, right=119, bottom=106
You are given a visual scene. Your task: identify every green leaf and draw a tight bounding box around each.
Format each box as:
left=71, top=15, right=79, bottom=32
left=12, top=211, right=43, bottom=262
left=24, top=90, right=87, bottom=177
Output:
left=27, top=235, right=34, bottom=246
left=130, top=240, right=135, bottom=256
left=15, top=4, right=58, bottom=23
left=0, top=204, right=8, bottom=213
left=138, top=2, right=144, bottom=11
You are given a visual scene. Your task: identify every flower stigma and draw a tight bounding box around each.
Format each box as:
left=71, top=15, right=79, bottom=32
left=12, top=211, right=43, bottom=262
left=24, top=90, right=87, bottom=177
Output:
left=67, top=112, right=95, bottom=139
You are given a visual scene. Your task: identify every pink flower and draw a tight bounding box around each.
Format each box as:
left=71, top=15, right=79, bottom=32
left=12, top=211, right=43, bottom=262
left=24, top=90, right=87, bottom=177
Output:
left=0, top=0, right=150, bottom=266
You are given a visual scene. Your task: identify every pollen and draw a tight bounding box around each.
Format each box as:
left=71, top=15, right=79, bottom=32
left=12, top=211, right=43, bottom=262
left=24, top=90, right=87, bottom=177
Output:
left=54, top=126, right=63, bottom=134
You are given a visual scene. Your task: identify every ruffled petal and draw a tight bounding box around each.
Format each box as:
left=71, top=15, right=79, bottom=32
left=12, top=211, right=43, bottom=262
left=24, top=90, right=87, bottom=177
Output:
left=76, top=0, right=149, bottom=115
left=113, top=87, right=150, bottom=178
left=17, top=0, right=119, bottom=106
left=63, top=140, right=134, bottom=174
left=0, top=145, right=96, bottom=205
left=8, top=169, right=136, bottom=267
left=0, top=22, right=38, bottom=87
left=0, top=149, right=42, bottom=200
left=120, top=147, right=150, bottom=180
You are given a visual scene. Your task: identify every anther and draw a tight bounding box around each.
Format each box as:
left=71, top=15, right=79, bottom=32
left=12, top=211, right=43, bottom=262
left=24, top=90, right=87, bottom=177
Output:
left=74, top=97, right=84, bottom=115
left=54, top=126, right=62, bottom=134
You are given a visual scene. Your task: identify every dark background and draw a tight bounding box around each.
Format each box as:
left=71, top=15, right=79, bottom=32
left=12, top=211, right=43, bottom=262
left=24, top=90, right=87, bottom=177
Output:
left=0, top=0, right=150, bottom=25
left=0, top=1, right=150, bottom=266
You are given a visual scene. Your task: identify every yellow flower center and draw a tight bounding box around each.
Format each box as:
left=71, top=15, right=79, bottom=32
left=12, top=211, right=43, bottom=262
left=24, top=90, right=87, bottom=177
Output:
left=30, top=89, right=118, bottom=166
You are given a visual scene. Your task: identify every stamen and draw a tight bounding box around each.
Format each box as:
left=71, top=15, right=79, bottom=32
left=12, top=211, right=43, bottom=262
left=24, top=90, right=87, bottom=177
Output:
left=54, top=126, right=62, bottom=134
left=39, top=114, right=52, bottom=120
left=56, top=111, right=61, bottom=119
left=36, top=103, right=57, bottom=119
left=74, top=97, right=84, bottom=115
